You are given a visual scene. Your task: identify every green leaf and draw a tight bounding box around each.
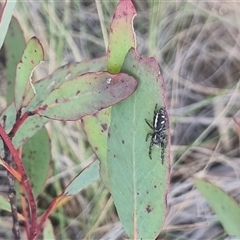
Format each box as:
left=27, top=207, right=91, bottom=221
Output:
left=0, top=57, right=106, bottom=156
left=0, top=194, right=11, bottom=211
left=194, top=178, right=240, bottom=235
left=108, top=49, right=170, bottom=239
left=22, top=127, right=51, bottom=197
left=0, top=1, right=16, bottom=49
left=43, top=219, right=55, bottom=240
left=14, top=37, right=44, bottom=111
left=89, top=0, right=136, bottom=188
left=81, top=110, right=110, bottom=186
left=25, top=57, right=107, bottom=112
left=4, top=16, right=26, bottom=104
left=37, top=72, right=137, bottom=120
left=107, top=0, right=136, bottom=73
left=64, top=160, right=99, bottom=196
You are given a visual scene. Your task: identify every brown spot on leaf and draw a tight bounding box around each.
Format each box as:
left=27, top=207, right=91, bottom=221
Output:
left=55, top=99, right=59, bottom=103
left=76, top=90, right=80, bottom=95
left=101, top=123, right=108, bottom=131
left=146, top=205, right=153, bottom=213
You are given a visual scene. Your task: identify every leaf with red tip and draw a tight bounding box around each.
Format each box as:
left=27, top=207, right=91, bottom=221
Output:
left=107, top=0, right=136, bottom=73
left=108, top=49, right=170, bottom=239
left=37, top=72, right=138, bottom=120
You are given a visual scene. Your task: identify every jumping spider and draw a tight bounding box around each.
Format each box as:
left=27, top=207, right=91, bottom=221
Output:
left=145, top=104, right=168, bottom=164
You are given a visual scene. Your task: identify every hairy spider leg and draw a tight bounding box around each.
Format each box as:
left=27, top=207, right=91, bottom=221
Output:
left=149, top=141, right=154, bottom=160
left=154, top=103, right=158, bottom=115
left=145, top=119, right=153, bottom=129
left=145, top=132, right=152, bottom=142
left=160, top=133, right=168, bottom=164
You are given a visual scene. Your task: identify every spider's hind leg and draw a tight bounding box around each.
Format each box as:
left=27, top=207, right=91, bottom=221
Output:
left=160, top=133, right=167, bottom=164
left=149, top=141, right=153, bottom=160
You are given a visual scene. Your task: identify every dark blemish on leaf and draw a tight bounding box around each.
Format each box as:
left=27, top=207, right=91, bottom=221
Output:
left=146, top=191, right=149, bottom=194
left=137, top=192, right=139, bottom=195
left=101, top=123, right=108, bottom=132
left=146, top=205, right=153, bottom=213
left=76, top=90, right=80, bottom=95
left=108, top=132, right=110, bottom=138
left=55, top=99, right=59, bottom=103
left=154, top=185, right=157, bottom=188
left=122, top=140, right=124, bottom=144
left=123, top=11, right=127, bottom=16
left=94, top=147, right=98, bottom=151
left=114, top=155, right=116, bottom=158
left=31, top=60, right=35, bottom=65
left=35, top=49, right=37, bottom=52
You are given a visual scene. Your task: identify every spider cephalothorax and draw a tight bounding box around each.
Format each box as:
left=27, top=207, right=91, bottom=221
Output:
left=145, top=104, right=168, bottom=164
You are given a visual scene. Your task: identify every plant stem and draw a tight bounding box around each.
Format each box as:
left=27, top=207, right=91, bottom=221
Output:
left=0, top=123, right=37, bottom=239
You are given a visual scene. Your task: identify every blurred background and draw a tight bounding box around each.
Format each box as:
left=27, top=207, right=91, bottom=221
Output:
left=0, top=1, right=240, bottom=239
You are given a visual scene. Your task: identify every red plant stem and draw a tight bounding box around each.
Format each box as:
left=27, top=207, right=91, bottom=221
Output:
left=20, top=182, right=30, bottom=239
left=35, top=194, right=63, bottom=239
left=0, top=123, right=37, bottom=239
left=8, top=111, right=31, bottom=138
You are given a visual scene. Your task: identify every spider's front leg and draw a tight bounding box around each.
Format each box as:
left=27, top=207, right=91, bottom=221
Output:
left=145, top=119, right=153, bottom=129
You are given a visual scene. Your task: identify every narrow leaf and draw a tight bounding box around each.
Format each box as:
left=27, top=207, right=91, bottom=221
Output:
left=81, top=110, right=110, bottom=186
left=14, top=37, right=44, bottom=111
left=0, top=0, right=16, bottom=49
left=37, top=72, right=137, bottom=120
left=21, top=127, right=51, bottom=197
left=4, top=16, right=26, bottom=104
left=64, top=160, right=99, bottom=196
left=107, top=0, right=136, bottom=73
left=194, top=178, right=240, bottom=235
left=43, top=219, right=55, bottom=240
